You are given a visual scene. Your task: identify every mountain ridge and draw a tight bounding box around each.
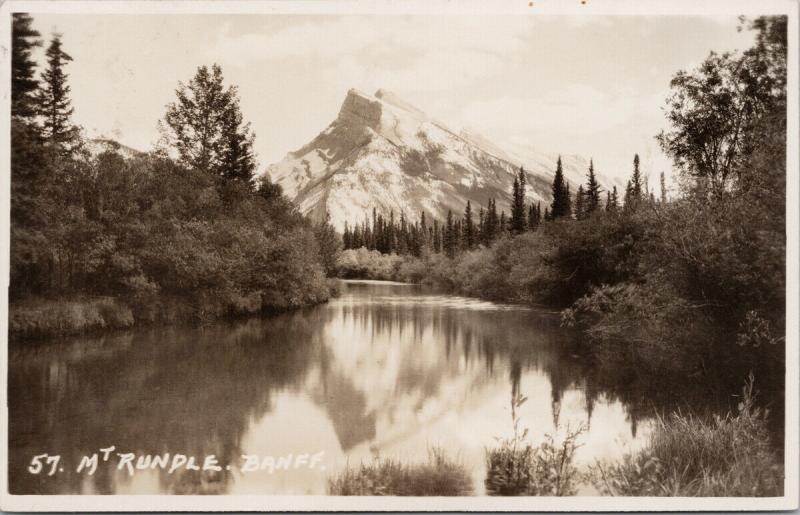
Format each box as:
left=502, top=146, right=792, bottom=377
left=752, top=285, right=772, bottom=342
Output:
left=266, top=88, right=617, bottom=231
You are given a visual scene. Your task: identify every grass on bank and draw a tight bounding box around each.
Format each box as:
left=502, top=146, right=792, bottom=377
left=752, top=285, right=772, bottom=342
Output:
left=592, top=375, right=784, bottom=497
left=9, top=296, right=134, bottom=339
left=328, top=448, right=473, bottom=496
left=485, top=393, right=585, bottom=496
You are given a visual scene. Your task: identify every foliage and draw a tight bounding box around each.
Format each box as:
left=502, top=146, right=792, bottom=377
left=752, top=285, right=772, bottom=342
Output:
left=161, top=63, right=256, bottom=182
left=9, top=296, right=134, bottom=339
left=592, top=376, right=783, bottom=496
left=11, top=13, right=41, bottom=121
left=10, top=26, right=333, bottom=338
left=36, top=34, right=79, bottom=150
left=328, top=448, right=473, bottom=496
left=486, top=391, right=585, bottom=496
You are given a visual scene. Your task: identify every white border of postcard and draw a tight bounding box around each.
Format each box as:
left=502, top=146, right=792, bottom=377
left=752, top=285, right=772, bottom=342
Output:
left=0, top=0, right=797, bottom=511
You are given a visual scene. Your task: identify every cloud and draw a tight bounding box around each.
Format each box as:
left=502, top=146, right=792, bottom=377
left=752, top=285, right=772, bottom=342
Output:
left=206, top=16, right=534, bottom=92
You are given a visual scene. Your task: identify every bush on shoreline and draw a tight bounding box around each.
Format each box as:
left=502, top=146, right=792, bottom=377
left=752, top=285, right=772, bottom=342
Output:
left=328, top=448, right=473, bottom=496
left=592, top=377, right=784, bottom=497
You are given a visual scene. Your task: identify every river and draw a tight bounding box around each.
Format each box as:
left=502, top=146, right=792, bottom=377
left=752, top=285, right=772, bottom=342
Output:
left=8, top=280, right=758, bottom=495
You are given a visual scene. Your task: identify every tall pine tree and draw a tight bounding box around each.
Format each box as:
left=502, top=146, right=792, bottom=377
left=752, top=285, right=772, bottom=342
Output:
left=463, top=201, right=475, bottom=249
left=11, top=14, right=41, bottom=122
left=550, top=156, right=570, bottom=219
left=585, top=158, right=601, bottom=215
left=510, top=167, right=527, bottom=234
left=37, top=34, right=78, bottom=149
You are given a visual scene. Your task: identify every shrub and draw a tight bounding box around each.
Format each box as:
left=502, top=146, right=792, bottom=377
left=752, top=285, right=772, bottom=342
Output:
left=328, top=448, right=473, bottom=496
left=592, top=376, right=783, bottom=496
left=485, top=392, right=585, bottom=496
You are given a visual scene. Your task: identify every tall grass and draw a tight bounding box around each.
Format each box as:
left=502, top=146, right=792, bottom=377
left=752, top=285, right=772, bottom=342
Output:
left=9, top=296, right=134, bottom=339
left=485, top=392, right=585, bottom=496
left=328, top=448, right=473, bottom=496
left=592, top=375, right=784, bottom=496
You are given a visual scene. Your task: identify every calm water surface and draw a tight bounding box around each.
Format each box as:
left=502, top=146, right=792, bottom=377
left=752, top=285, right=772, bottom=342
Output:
left=9, top=280, right=745, bottom=495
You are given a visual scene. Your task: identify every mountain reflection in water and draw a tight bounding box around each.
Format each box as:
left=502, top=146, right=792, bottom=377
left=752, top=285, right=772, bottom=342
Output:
left=9, top=280, right=744, bottom=495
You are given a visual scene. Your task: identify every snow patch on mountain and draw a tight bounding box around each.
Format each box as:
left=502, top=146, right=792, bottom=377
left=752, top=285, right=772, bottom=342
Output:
left=266, top=89, right=617, bottom=231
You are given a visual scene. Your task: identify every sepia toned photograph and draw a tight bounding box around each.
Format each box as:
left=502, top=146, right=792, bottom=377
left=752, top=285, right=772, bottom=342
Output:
left=1, top=0, right=798, bottom=512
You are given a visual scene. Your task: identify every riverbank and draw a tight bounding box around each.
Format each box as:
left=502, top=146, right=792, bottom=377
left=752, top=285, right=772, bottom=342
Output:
left=9, top=280, right=340, bottom=341
left=329, top=379, right=783, bottom=497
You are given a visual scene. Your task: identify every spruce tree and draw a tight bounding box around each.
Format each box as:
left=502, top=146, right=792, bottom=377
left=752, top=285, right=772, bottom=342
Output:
left=432, top=219, right=442, bottom=253
left=510, top=167, right=527, bottom=234
left=575, top=185, right=585, bottom=220
left=550, top=156, right=570, bottom=219
left=37, top=34, right=77, bottom=149
left=623, top=179, right=634, bottom=210
left=585, top=158, right=601, bottom=214
left=12, top=13, right=41, bottom=122
left=444, top=210, right=455, bottom=258
left=527, top=203, right=538, bottom=231
left=631, top=154, right=643, bottom=200
left=218, top=107, right=256, bottom=184
left=419, top=211, right=429, bottom=250
left=463, top=201, right=475, bottom=249
left=564, top=183, right=573, bottom=219
left=478, top=207, right=486, bottom=244
left=484, top=198, right=499, bottom=244
left=660, top=171, right=668, bottom=203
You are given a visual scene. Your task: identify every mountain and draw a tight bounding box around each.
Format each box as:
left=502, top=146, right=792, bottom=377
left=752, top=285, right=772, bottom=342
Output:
left=85, top=138, right=144, bottom=160
left=266, top=88, right=617, bottom=231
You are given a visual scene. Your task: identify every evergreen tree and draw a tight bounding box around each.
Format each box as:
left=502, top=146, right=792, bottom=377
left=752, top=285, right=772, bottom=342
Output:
left=444, top=210, right=456, bottom=258
left=623, top=179, right=634, bottom=210
left=163, top=64, right=255, bottom=181
left=314, top=212, right=341, bottom=276
left=433, top=219, right=442, bottom=253
left=419, top=211, right=429, bottom=250
left=564, top=183, right=573, bottom=219
left=510, top=167, right=527, bottom=234
left=463, top=201, right=475, bottom=249
left=11, top=13, right=41, bottom=122
left=36, top=34, right=78, bottom=149
left=585, top=158, right=601, bottom=214
left=478, top=207, right=486, bottom=244
left=484, top=198, right=499, bottom=244
left=631, top=154, right=643, bottom=200
left=527, top=203, right=539, bottom=231
left=660, top=171, right=668, bottom=203
left=343, top=222, right=352, bottom=249
left=575, top=185, right=585, bottom=220
left=543, top=207, right=551, bottom=221
left=550, top=156, right=570, bottom=219
left=218, top=106, right=256, bottom=184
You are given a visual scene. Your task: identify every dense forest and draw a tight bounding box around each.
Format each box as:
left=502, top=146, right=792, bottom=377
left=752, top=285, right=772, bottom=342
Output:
left=9, top=14, right=340, bottom=339
left=336, top=16, right=787, bottom=386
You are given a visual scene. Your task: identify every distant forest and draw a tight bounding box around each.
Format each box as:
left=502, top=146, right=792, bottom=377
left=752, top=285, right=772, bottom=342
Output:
left=341, top=156, right=652, bottom=258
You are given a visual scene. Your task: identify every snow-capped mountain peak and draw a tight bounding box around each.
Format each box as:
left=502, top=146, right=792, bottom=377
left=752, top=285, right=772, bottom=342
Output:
left=266, top=89, right=614, bottom=231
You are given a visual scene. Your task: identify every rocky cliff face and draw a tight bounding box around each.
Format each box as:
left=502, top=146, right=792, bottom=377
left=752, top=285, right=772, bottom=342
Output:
left=266, top=89, right=614, bottom=231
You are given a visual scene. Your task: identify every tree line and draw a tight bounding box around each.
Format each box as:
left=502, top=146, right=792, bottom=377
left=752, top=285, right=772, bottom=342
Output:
left=10, top=14, right=337, bottom=336
left=342, top=154, right=666, bottom=258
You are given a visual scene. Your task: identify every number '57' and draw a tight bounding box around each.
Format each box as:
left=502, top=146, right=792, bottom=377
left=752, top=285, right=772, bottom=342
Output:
left=28, top=454, right=61, bottom=475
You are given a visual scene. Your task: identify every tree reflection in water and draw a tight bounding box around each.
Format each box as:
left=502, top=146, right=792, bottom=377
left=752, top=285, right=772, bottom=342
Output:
left=9, top=281, right=769, bottom=495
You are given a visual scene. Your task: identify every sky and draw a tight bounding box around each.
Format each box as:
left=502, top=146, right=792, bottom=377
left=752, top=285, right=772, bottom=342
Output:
left=28, top=13, right=756, bottom=183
